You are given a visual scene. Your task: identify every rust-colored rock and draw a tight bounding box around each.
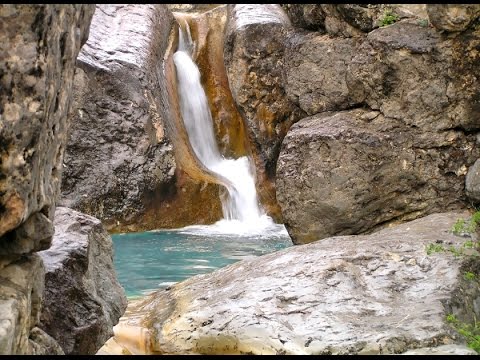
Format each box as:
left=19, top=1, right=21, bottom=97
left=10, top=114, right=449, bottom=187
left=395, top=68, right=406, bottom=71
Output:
left=224, top=4, right=307, bottom=222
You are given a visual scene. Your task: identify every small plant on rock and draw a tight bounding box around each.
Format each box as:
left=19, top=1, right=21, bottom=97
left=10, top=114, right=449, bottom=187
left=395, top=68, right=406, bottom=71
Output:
left=379, top=10, right=399, bottom=27
left=446, top=314, right=480, bottom=353
left=464, top=271, right=476, bottom=281
left=426, top=243, right=445, bottom=255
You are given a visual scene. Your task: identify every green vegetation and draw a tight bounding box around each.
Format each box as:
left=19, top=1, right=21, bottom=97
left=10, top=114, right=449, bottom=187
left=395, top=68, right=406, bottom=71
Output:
left=451, top=211, right=480, bottom=236
left=379, top=10, right=399, bottom=27
left=426, top=243, right=444, bottom=255
left=445, top=314, right=480, bottom=353
left=464, top=271, right=476, bottom=281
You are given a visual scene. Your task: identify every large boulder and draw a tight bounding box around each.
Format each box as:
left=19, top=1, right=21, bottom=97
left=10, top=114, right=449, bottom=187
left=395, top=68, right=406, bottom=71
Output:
left=60, top=4, right=223, bottom=232
left=276, top=109, right=479, bottom=244
left=466, top=159, right=480, bottom=204
left=100, top=213, right=480, bottom=355
left=224, top=4, right=306, bottom=220
left=38, top=207, right=127, bottom=355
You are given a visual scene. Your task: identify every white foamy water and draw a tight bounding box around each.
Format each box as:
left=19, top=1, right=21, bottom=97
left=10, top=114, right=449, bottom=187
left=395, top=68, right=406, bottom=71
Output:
left=173, top=23, right=285, bottom=236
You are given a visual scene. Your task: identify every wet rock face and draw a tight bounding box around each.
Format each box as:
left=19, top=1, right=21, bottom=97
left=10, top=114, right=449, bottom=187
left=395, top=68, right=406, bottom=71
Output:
left=276, top=109, right=479, bottom=244
left=0, top=4, right=94, bottom=248
left=224, top=4, right=306, bottom=221
left=101, top=213, right=480, bottom=355
left=38, top=207, right=127, bottom=355
left=60, top=4, right=223, bottom=232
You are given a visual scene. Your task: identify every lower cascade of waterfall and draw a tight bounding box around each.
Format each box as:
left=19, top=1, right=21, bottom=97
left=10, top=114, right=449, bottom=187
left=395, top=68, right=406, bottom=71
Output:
left=173, top=24, right=285, bottom=236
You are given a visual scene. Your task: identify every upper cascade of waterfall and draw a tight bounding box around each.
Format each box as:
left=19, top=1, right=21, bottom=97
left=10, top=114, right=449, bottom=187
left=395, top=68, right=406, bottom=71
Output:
left=173, top=22, right=282, bottom=235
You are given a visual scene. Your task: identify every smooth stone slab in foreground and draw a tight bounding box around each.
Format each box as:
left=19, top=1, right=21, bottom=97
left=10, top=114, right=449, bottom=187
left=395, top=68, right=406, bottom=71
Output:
left=100, top=212, right=479, bottom=355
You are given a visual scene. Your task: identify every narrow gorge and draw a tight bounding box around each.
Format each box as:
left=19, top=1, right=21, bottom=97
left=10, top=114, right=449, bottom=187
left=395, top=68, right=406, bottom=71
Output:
left=1, top=3, right=480, bottom=356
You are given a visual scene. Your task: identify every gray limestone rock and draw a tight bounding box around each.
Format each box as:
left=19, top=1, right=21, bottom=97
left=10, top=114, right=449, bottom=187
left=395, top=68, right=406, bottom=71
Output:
left=103, top=212, right=480, bottom=355
left=59, top=4, right=177, bottom=232
left=38, top=207, right=127, bottom=355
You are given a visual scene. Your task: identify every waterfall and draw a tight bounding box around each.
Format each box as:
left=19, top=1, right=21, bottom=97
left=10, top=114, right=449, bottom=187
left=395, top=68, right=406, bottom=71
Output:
left=173, top=23, right=278, bottom=234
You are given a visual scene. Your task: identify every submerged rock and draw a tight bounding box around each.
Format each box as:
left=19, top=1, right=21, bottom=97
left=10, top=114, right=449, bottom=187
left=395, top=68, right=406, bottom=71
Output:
left=38, top=207, right=127, bottom=355
left=101, top=213, right=479, bottom=355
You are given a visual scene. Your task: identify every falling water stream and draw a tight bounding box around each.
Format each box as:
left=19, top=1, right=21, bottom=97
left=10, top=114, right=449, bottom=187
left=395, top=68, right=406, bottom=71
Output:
left=173, top=23, right=283, bottom=235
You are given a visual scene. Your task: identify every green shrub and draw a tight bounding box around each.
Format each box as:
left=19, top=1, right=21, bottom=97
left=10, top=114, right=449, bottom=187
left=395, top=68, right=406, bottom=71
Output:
left=379, top=10, right=399, bottom=27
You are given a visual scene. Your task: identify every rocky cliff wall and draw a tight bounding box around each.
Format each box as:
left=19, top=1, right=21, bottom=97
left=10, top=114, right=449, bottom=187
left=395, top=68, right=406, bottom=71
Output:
left=0, top=4, right=95, bottom=354
left=273, top=4, right=480, bottom=244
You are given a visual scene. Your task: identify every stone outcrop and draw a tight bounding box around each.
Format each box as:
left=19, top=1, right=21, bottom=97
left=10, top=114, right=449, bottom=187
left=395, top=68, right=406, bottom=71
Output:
left=0, top=4, right=95, bottom=354
left=427, top=4, right=480, bottom=32
left=60, top=4, right=224, bottom=232
left=276, top=109, right=479, bottom=244
left=38, top=207, right=127, bottom=355
left=224, top=4, right=306, bottom=221
left=99, top=213, right=480, bottom=355
left=281, top=4, right=428, bottom=37
left=276, top=5, right=480, bottom=244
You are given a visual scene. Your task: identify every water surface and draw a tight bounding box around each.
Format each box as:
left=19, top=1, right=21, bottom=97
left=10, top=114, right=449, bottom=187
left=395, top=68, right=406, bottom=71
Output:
left=113, top=224, right=292, bottom=299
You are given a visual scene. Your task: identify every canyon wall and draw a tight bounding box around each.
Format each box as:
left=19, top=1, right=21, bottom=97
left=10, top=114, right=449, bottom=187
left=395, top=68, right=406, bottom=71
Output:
left=0, top=4, right=95, bottom=354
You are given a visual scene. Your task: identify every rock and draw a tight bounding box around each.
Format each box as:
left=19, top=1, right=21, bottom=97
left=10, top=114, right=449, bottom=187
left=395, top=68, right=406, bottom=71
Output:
left=401, top=344, right=477, bottom=355
left=224, top=4, right=306, bottom=220
left=0, top=4, right=94, bottom=245
left=0, top=4, right=94, bottom=355
left=60, top=4, right=223, bottom=232
left=101, top=213, right=480, bottom=355
left=38, top=207, right=127, bottom=355
left=466, top=159, right=480, bottom=203
left=282, top=5, right=427, bottom=36
left=284, top=19, right=480, bottom=132
left=0, top=254, right=63, bottom=354
left=284, top=33, right=361, bottom=115
left=276, top=109, right=479, bottom=244
left=427, top=4, right=480, bottom=32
